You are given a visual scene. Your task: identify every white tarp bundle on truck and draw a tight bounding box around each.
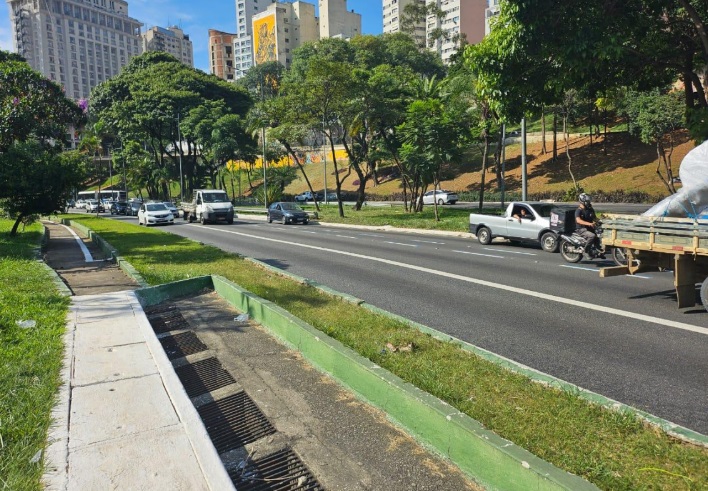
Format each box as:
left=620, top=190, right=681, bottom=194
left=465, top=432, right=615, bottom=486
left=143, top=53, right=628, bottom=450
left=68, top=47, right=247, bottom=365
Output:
left=643, top=140, right=708, bottom=218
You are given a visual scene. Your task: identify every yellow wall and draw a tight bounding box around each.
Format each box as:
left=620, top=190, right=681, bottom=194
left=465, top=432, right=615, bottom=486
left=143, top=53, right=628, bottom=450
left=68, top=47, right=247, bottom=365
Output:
left=253, top=14, right=276, bottom=64
left=227, top=148, right=349, bottom=172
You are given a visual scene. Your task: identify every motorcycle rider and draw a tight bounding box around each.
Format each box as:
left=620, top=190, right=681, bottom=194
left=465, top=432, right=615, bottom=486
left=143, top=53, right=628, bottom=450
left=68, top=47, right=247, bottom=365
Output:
left=574, top=193, right=605, bottom=259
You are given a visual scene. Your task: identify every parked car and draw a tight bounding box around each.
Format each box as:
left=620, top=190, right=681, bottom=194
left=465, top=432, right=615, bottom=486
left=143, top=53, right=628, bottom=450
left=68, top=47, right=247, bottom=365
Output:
left=163, top=201, right=179, bottom=217
left=267, top=202, right=309, bottom=224
left=469, top=201, right=573, bottom=253
left=294, top=191, right=322, bottom=202
left=110, top=201, right=128, bottom=215
left=127, top=200, right=142, bottom=216
left=85, top=199, right=105, bottom=213
left=137, top=202, right=174, bottom=226
left=75, top=199, right=87, bottom=209
left=423, top=190, right=458, bottom=205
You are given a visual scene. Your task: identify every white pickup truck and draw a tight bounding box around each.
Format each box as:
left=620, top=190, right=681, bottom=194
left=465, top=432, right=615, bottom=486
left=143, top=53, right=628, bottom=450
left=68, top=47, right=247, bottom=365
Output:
left=469, top=201, right=573, bottom=253
left=182, top=189, right=235, bottom=224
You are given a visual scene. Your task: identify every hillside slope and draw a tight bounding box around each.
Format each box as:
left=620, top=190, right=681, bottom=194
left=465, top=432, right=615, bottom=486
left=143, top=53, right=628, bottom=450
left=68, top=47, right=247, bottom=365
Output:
left=283, top=131, right=695, bottom=202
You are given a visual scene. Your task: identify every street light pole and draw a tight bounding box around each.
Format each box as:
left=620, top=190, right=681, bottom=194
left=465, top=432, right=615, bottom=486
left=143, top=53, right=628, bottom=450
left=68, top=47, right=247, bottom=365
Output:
left=323, top=114, right=327, bottom=204
left=177, top=112, right=183, bottom=203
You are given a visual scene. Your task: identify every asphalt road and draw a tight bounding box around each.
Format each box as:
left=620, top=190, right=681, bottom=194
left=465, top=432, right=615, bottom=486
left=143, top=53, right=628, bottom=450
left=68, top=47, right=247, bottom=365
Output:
left=108, top=213, right=708, bottom=435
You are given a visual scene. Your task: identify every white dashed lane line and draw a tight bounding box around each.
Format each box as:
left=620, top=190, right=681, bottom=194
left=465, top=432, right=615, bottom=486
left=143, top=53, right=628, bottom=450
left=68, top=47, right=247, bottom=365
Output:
left=384, top=241, right=417, bottom=247
left=411, top=239, right=446, bottom=245
left=452, top=250, right=504, bottom=259
left=484, top=248, right=537, bottom=256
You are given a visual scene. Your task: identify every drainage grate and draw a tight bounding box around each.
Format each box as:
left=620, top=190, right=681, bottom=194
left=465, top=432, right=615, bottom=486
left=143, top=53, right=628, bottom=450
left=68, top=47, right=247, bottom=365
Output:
left=229, top=447, right=324, bottom=490
left=159, top=331, right=208, bottom=360
left=197, top=391, right=277, bottom=454
left=174, top=357, right=236, bottom=397
left=147, top=310, right=190, bottom=334
left=143, top=303, right=178, bottom=316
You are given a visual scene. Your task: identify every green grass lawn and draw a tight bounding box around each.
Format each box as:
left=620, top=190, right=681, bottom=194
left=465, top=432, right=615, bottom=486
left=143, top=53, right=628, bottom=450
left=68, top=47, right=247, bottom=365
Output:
left=65, top=214, right=708, bottom=491
left=0, top=220, right=69, bottom=491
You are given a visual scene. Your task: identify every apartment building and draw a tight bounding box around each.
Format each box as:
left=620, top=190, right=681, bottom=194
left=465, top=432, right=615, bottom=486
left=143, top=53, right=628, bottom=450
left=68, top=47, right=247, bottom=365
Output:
left=319, top=0, right=360, bottom=40
left=8, top=0, right=143, bottom=100
left=425, top=0, right=487, bottom=64
left=252, top=1, right=318, bottom=69
left=383, top=0, right=425, bottom=46
left=209, top=29, right=237, bottom=81
left=485, top=0, right=500, bottom=35
left=142, top=25, right=193, bottom=67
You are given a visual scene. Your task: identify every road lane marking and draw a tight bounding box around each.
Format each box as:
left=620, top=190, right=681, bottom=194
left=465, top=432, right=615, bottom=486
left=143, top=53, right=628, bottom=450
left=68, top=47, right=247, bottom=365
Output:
left=359, top=233, right=385, bottom=237
left=560, top=265, right=599, bottom=272
left=485, top=248, right=537, bottom=256
left=453, top=250, right=505, bottom=259
left=411, top=239, right=446, bottom=245
left=336, top=235, right=357, bottom=239
left=61, top=224, right=94, bottom=262
left=195, top=225, right=708, bottom=336
left=385, top=241, right=417, bottom=247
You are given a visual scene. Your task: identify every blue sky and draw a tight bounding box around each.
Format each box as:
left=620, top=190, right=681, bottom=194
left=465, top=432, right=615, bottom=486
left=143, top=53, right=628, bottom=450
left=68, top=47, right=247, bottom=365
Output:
left=0, top=0, right=383, bottom=73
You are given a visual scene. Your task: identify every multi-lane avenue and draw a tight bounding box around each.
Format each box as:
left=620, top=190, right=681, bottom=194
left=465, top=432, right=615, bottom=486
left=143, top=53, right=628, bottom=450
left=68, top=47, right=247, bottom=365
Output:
left=111, top=214, right=708, bottom=435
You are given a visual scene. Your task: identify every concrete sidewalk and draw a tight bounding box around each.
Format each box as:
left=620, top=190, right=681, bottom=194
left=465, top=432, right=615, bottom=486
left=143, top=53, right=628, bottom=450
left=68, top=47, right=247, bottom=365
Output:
left=43, top=291, right=233, bottom=490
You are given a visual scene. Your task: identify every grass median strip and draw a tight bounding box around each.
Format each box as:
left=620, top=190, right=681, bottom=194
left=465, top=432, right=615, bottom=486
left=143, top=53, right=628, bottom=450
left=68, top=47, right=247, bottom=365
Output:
left=0, top=221, right=70, bottom=490
left=57, top=216, right=708, bottom=489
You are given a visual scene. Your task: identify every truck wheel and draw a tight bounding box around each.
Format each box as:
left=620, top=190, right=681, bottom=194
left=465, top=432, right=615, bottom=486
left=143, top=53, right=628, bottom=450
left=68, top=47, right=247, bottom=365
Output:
left=477, top=226, right=492, bottom=245
left=200, top=214, right=206, bottom=225
left=612, top=247, right=629, bottom=267
left=183, top=212, right=188, bottom=221
left=541, top=232, right=559, bottom=253
left=701, top=277, right=708, bottom=310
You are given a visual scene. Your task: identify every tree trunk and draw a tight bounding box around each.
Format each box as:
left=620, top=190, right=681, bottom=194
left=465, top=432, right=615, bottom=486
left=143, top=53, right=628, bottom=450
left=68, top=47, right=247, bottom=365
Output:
left=564, top=116, right=577, bottom=189
left=541, top=107, right=547, bottom=154
left=10, top=213, right=24, bottom=236
left=478, top=134, right=489, bottom=211
left=552, top=110, right=558, bottom=162
left=281, top=140, right=320, bottom=212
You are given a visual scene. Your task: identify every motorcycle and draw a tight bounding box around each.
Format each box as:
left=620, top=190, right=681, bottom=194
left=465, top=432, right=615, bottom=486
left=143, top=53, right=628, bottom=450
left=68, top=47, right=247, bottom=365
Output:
left=559, top=222, right=608, bottom=263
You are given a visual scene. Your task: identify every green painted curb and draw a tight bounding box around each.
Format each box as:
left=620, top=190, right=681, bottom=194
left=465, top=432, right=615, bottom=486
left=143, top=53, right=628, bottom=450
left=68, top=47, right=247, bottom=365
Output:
left=134, top=276, right=214, bottom=308
left=210, top=274, right=597, bottom=491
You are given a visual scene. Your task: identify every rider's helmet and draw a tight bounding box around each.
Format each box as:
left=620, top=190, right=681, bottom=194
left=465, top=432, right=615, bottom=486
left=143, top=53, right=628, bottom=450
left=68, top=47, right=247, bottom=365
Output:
left=578, top=193, right=592, bottom=206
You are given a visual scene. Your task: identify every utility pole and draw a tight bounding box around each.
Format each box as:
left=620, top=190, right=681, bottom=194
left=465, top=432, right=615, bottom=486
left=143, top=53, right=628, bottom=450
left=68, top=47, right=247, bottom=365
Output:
left=323, top=114, right=327, bottom=204
left=177, top=112, right=184, bottom=203
left=521, top=117, right=527, bottom=201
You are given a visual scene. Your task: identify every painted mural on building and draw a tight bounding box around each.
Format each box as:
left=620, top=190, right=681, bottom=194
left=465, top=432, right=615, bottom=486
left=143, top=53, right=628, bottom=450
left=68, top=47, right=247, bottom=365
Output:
left=254, top=14, right=277, bottom=64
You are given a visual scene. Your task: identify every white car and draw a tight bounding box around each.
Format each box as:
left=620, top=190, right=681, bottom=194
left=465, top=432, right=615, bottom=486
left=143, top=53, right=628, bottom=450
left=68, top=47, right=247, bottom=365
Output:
left=294, top=191, right=322, bottom=202
left=75, top=199, right=87, bottom=209
left=138, top=202, right=174, bottom=226
left=85, top=199, right=105, bottom=213
left=423, top=190, right=458, bottom=205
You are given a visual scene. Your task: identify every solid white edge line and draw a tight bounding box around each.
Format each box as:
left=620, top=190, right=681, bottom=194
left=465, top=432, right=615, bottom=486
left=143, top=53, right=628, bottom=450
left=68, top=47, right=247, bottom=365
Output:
left=61, top=224, right=94, bottom=262
left=194, top=225, right=708, bottom=336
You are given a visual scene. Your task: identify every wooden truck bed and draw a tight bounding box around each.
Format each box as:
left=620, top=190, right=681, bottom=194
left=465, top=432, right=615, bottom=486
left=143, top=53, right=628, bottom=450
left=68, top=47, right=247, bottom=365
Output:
left=600, top=214, right=708, bottom=309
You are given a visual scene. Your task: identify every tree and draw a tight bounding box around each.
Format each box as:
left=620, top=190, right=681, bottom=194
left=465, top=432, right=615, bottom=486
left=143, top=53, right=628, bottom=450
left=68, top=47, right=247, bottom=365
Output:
left=625, top=89, right=685, bottom=194
left=0, top=54, right=86, bottom=234
left=89, top=52, right=252, bottom=199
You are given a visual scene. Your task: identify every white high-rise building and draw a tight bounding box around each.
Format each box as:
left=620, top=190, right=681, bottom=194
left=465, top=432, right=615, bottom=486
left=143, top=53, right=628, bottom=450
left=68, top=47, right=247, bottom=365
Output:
left=319, top=0, right=360, bottom=40
left=233, top=0, right=278, bottom=79
left=425, top=0, right=487, bottom=64
left=7, top=0, right=143, bottom=100
left=383, top=0, right=425, bottom=46
left=142, top=25, right=193, bottom=67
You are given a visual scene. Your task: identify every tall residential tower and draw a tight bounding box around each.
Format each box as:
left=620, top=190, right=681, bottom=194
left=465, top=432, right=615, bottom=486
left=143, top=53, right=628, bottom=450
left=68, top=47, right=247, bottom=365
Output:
left=425, top=0, right=487, bottom=64
left=383, top=0, right=425, bottom=46
left=7, top=0, right=143, bottom=100
left=142, top=25, right=193, bottom=67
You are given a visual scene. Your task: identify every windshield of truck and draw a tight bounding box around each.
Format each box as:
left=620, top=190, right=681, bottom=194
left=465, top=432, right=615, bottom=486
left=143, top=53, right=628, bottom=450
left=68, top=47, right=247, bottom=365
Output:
left=202, top=192, right=229, bottom=203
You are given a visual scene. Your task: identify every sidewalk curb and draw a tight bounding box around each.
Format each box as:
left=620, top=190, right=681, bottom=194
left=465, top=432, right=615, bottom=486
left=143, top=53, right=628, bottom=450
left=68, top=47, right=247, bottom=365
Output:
left=39, top=224, right=73, bottom=297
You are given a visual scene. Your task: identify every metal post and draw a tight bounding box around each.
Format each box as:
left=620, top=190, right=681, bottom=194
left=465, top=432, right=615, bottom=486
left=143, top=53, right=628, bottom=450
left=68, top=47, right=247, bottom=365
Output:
left=323, top=115, right=327, bottom=204
left=177, top=112, right=183, bottom=203
left=262, top=126, right=267, bottom=209
left=108, top=145, right=113, bottom=201
left=521, top=117, right=527, bottom=201
left=501, top=124, right=506, bottom=209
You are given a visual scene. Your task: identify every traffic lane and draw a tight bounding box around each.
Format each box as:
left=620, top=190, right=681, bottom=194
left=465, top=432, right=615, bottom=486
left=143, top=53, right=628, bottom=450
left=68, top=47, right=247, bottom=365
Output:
left=227, top=220, right=706, bottom=325
left=164, top=222, right=708, bottom=433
